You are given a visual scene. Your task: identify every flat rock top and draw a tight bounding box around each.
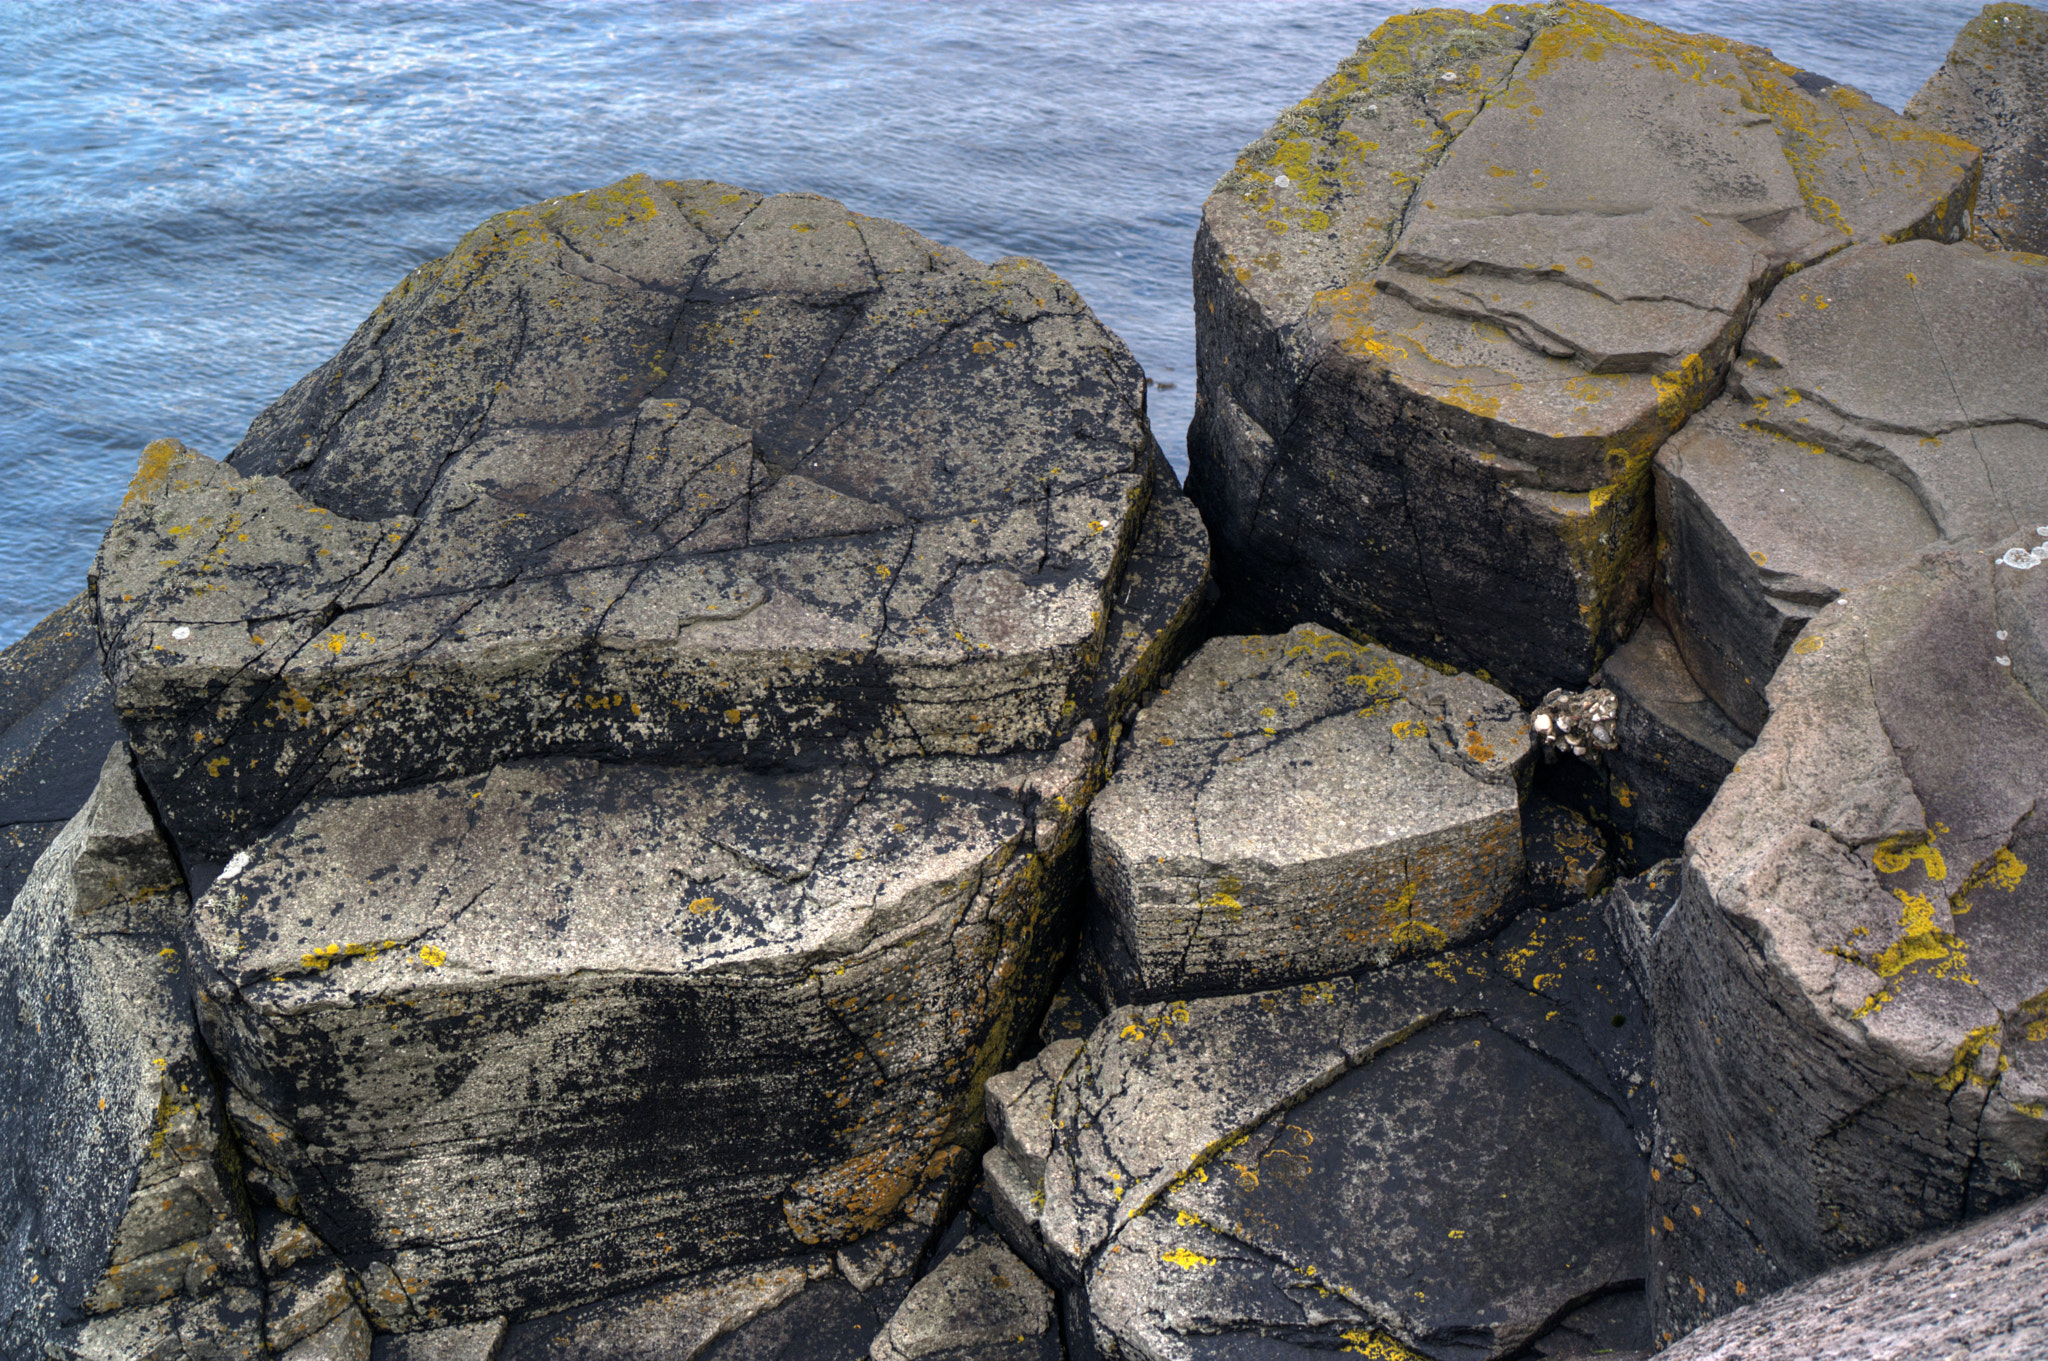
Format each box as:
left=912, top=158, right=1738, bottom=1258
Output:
left=191, top=736, right=1086, bottom=1014
left=1691, top=535, right=2048, bottom=1106
left=1095, top=625, right=1528, bottom=871
left=97, top=174, right=1150, bottom=748
left=1206, top=0, right=1976, bottom=488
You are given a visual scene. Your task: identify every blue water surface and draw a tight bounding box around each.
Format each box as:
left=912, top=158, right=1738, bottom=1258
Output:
left=0, top=0, right=1989, bottom=643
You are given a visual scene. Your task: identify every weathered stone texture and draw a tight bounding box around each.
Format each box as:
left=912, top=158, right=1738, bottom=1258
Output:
left=1655, top=239, right=2048, bottom=733
left=1656, top=1191, right=2047, bottom=1360
left=2, top=746, right=258, bottom=1361
left=1188, top=0, right=1976, bottom=702
left=984, top=885, right=1654, bottom=1361
left=95, top=175, right=1171, bottom=868
left=1088, top=624, right=1529, bottom=1000
left=1910, top=3, right=2048, bottom=254
left=1651, top=537, right=2048, bottom=1339
left=869, top=1226, right=1058, bottom=1361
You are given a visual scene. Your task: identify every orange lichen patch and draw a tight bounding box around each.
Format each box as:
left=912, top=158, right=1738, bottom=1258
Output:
left=1874, top=832, right=1948, bottom=882
left=782, top=1146, right=926, bottom=1246
left=1342, top=1330, right=1429, bottom=1359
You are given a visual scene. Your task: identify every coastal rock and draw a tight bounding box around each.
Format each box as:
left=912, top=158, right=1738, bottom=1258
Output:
left=493, top=1257, right=821, bottom=1359
left=1656, top=1191, right=2047, bottom=1360
left=1, top=746, right=258, bottom=1361
left=1651, top=536, right=2048, bottom=1339
left=0, top=592, right=123, bottom=916
left=1086, top=625, right=1529, bottom=1001
left=1909, top=3, right=2048, bottom=254
left=94, top=174, right=1173, bottom=869
left=1653, top=238, right=2048, bottom=733
left=1188, top=0, right=1976, bottom=702
left=869, top=1226, right=1058, bottom=1361
left=983, top=888, right=1653, bottom=1361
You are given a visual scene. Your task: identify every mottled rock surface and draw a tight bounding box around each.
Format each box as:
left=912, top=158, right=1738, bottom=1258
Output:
left=984, top=886, right=1654, bottom=1361
left=869, top=1227, right=1058, bottom=1361
left=1, top=746, right=259, bottom=1361
left=95, top=174, right=1175, bottom=869
left=0, top=592, right=122, bottom=915
left=1654, top=239, right=2048, bottom=733
left=1657, top=1191, right=2047, bottom=1360
left=1652, top=536, right=2048, bottom=1340
left=1188, top=1, right=1976, bottom=702
left=1088, top=624, right=1529, bottom=1001
left=1910, top=3, right=2048, bottom=254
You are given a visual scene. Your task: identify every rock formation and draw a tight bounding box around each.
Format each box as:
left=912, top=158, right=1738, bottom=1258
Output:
left=1909, top=2, right=2048, bottom=254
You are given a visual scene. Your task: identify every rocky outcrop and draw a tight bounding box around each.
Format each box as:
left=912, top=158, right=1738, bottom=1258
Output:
left=1188, top=0, right=1977, bottom=703
left=1653, top=238, right=2048, bottom=734
left=1909, top=3, right=2048, bottom=255
left=0, top=592, right=122, bottom=917
left=869, top=1226, right=1058, bottom=1361
left=982, top=883, right=1655, bottom=1361
left=1, top=746, right=261, bottom=1361
left=1086, top=624, right=1529, bottom=1001
left=69, top=173, right=1209, bottom=1345
left=1656, top=1191, right=2047, bottom=1360
left=1650, top=536, right=2048, bottom=1340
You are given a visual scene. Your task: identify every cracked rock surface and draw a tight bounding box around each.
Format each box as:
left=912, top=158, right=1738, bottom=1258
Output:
left=1654, top=238, right=2048, bottom=734
left=94, top=174, right=1165, bottom=869
left=110, top=180, right=1212, bottom=1334
left=1187, top=0, right=1976, bottom=702
left=1909, top=2, right=2048, bottom=255
left=1651, top=534, right=2048, bottom=1339
left=1088, top=625, right=1529, bottom=1001
left=983, top=882, right=1656, bottom=1361
left=0, top=746, right=261, bottom=1361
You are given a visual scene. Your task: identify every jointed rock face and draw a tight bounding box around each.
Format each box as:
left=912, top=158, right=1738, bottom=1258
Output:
left=7, top=3, right=2048, bottom=1358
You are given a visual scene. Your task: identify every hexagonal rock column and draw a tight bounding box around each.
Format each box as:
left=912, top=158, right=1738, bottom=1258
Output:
left=95, top=173, right=1174, bottom=872
left=100, top=177, right=1209, bottom=1329
left=1655, top=239, right=2048, bottom=734
left=981, top=887, right=1656, bottom=1361
left=0, top=746, right=261, bottom=1361
left=1908, top=3, right=2048, bottom=255
left=1651, top=535, right=2048, bottom=1341
left=1187, top=0, right=1976, bottom=702
left=1088, top=624, right=1529, bottom=1002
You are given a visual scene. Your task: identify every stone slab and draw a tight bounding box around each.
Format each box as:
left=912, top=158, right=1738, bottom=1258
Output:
left=1909, top=3, right=2048, bottom=255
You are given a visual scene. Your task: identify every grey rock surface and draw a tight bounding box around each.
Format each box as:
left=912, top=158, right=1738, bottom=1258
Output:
left=94, top=175, right=1174, bottom=868
left=693, top=1277, right=888, bottom=1360
left=370, top=1318, right=508, bottom=1361
left=1652, top=536, right=2048, bottom=1340
left=3, top=746, right=259, bottom=1361
left=493, top=1257, right=822, bottom=1360
left=0, top=592, right=123, bottom=915
left=869, top=1227, right=1057, bottom=1361
left=984, top=886, right=1654, bottom=1361
left=1910, top=4, right=2048, bottom=255
left=1654, top=238, right=2048, bottom=733
left=1188, top=1, right=1976, bottom=702
left=1657, top=1191, right=2047, bottom=1360
left=1088, top=625, right=1529, bottom=1000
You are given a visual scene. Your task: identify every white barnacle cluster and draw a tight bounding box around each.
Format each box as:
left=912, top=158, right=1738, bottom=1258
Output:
left=1530, top=686, right=1618, bottom=760
left=1997, top=527, right=2048, bottom=569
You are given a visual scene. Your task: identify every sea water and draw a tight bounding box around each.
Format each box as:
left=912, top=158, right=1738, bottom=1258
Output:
left=0, top=0, right=1988, bottom=643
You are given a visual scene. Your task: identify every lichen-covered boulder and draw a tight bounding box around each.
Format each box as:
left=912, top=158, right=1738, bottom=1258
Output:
left=1654, top=238, right=2048, bottom=733
left=94, top=174, right=1178, bottom=871
left=1909, top=3, right=2048, bottom=255
left=1651, top=535, right=2048, bottom=1340
left=1087, top=624, right=1529, bottom=1001
left=1655, top=1191, right=2047, bottom=1360
left=0, top=746, right=261, bottom=1361
left=112, top=178, right=1210, bottom=1332
left=869, top=1226, right=1058, bottom=1361
left=1188, top=0, right=1976, bottom=702
left=983, top=887, right=1656, bottom=1361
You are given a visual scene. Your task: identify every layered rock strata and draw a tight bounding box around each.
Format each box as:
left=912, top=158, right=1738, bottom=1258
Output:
left=1653, top=238, right=2048, bottom=733
left=1188, top=0, right=1977, bottom=701
left=73, top=175, right=1208, bottom=1340
left=1087, top=623, right=1529, bottom=1001
left=983, top=883, right=1657, bottom=1361
left=1909, top=2, right=2048, bottom=255
left=1651, top=535, right=2048, bottom=1339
